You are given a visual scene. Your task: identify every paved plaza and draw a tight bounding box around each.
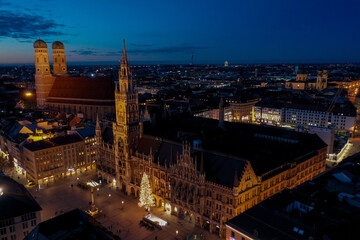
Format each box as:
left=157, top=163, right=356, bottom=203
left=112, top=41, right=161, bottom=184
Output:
left=14, top=169, right=221, bottom=240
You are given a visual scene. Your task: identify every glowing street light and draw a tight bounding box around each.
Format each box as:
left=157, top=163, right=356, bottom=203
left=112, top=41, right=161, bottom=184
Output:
left=25, top=92, right=32, bottom=97
left=0, top=188, right=3, bottom=196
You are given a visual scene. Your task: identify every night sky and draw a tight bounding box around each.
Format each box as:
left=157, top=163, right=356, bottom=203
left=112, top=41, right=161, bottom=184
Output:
left=1, top=0, right=360, bottom=64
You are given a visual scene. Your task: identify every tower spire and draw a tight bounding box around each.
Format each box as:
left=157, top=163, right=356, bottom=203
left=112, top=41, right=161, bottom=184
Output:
left=122, top=39, right=128, bottom=65
left=170, top=144, right=173, bottom=166
left=118, top=39, right=132, bottom=91
left=96, top=113, right=101, bottom=130
left=95, top=113, right=102, bottom=143
left=200, top=151, right=204, bottom=173
left=233, top=169, right=239, bottom=187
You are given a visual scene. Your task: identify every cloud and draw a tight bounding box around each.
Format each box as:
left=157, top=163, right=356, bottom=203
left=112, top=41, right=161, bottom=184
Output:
left=104, top=51, right=122, bottom=56
left=69, top=49, right=98, bottom=56
left=128, top=45, right=208, bottom=55
left=70, top=44, right=209, bottom=57
left=129, top=43, right=153, bottom=48
left=0, top=0, right=11, bottom=6
left=18, top=39, right=33, bottom=43
left=0, top=10, right=65, bottom=40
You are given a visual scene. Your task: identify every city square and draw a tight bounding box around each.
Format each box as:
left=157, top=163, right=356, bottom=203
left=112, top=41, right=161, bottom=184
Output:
left=14, top=169, right=219, bottom=240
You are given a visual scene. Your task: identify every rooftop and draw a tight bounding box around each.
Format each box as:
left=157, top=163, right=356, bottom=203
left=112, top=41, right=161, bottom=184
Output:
left=47, top=76, right=115, bottom=105
left=74, top=125, right=95, bottom=139
left=143, top=115, right=327, bottom=177
left=256, top=98, right=356, bottom=116
left=0, top=173, right=41, bottom=221
left=25, top=208, right=119, bottom=240
left=24, top=134, right=83, bottom=151
left=226, top=155, right=360, bottom=240
left=136, top=135, right=247, bottom=188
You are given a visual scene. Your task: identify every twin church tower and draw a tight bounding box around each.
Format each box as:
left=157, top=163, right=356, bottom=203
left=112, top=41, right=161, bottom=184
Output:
left=33, top=39, right=118, bottom=120
left=33, top=39, right=67, bottom=107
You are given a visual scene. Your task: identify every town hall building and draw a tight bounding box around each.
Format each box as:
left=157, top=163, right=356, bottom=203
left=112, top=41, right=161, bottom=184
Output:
left=95, top=41, right=328, bottom=238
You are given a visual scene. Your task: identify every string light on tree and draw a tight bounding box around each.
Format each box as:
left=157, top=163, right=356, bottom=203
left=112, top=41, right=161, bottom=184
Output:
left=138, top=173, right=155, bottom=212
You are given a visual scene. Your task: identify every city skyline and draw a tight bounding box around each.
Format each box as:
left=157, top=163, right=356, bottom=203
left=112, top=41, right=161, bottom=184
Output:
left=1, top=0, right=360, bottom=64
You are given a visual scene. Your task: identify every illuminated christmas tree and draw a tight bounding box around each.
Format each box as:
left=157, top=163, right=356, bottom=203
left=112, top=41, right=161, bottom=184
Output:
left=138, top=172, right=155, bottom=212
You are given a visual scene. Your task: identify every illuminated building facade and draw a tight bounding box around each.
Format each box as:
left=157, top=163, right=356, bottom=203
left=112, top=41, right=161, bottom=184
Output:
left=0, top=120, right=61, bottom=176
left=225, top=156, right=360, bottom=240
left=230, top=98, right=260, bottom=122
left=194, top=98, right=259, bottom=123
left=23, top=134, right=96, bottom=184
left=194, top=106, right=233, bottom=122
left=33, top=39, right=115, bottom=120
left=95, top=42, right=328, bottom=237
left=285, top=69, right=328, bottom=91
left=254, top=99, right=356, bottom=130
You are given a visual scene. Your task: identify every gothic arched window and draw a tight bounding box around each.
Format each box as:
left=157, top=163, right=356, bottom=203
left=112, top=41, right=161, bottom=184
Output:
left=118, top=138, right=124, bottom=153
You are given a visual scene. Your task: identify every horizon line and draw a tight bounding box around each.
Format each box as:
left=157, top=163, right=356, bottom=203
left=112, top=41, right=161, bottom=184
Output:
left=1, top=60, right=360, bottom=67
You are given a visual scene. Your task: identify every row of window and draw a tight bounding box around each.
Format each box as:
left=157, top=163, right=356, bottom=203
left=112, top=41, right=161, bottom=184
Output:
left=0, top=219, right=35, bottom=238
left=1, top=235, right=16, bottom=240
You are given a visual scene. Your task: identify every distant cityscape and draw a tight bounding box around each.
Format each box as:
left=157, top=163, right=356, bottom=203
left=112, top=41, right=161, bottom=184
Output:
left=1, top=39, right=360, bottom=240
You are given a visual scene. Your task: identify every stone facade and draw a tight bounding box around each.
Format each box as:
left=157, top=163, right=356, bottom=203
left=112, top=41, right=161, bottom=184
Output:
left=23, top=134, right=96, bottom=185
left=96, top=41, right=328, bottom=238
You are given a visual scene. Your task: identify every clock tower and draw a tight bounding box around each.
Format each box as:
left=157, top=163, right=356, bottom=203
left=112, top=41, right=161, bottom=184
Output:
left=113, top=40, right=140, bottom=194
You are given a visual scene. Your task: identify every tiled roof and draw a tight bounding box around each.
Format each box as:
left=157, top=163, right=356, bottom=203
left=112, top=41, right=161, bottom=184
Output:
left=24, top=134, right=83, bottom=151
left=47, top=76, right=115, bottom=105
left=25, top=209, right=119, bottom=240
left=143, top=116, right=327, bottom=176
left=0, top=174, right=41, bottom=220
left=136, top=135, right=247, bottom=188
left=75, top=126, right=95, bottom=139
left=102, top=126, right=114, bottom=144
left=226, top=203, right=314, bottom=240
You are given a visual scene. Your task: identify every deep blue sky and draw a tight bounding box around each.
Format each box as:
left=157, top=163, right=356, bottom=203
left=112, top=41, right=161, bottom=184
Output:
left=1, top=0, right=360, bottom=64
